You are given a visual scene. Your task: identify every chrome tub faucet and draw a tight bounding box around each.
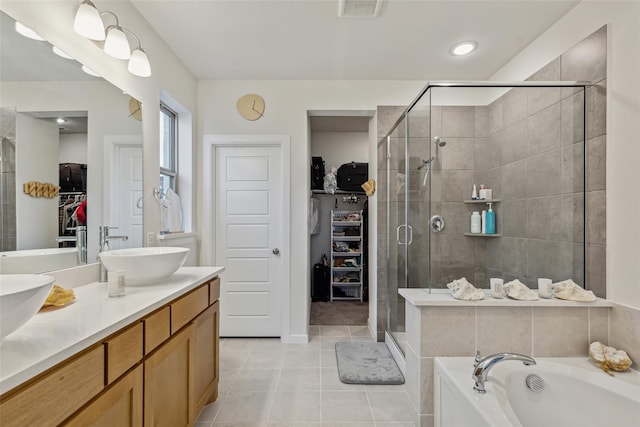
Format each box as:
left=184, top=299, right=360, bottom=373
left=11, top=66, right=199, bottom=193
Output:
left=472, top=351, right=536, bottom=393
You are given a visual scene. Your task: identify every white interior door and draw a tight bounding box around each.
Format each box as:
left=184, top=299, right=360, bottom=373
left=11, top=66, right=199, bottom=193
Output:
left=215, top=145, right=283, bottom=336
left=111, top=143, right=143, bottom=249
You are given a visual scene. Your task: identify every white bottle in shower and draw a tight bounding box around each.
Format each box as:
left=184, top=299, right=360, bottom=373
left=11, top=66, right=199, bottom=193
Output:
left=471, top=211, right=481, bottom=234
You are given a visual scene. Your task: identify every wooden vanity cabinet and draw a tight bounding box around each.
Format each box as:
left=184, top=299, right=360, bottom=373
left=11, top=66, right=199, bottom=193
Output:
left=0, top=276, right=220, bottom=427
left=63, top=365, right=143, bottom=427
left=144, top=324, right=195, bottom=427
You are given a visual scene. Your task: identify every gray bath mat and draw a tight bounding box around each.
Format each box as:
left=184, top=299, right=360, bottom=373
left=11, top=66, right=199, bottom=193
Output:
left=335, top=342, right=405, bottom=385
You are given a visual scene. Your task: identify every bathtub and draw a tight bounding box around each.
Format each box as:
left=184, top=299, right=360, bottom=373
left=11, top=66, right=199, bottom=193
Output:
left=0, top=248, right=78, bottom=274
left=435, top=356, right=640, bottom=427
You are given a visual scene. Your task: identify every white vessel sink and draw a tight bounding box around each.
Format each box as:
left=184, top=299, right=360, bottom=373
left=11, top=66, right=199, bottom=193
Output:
left=99, top=247, right=189, bottom=285
left=0, top=274, right=55, bottom=343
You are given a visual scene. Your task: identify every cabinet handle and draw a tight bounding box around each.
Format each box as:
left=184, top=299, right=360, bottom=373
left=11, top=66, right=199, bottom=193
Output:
left=272, top=248, right=280, bottom=255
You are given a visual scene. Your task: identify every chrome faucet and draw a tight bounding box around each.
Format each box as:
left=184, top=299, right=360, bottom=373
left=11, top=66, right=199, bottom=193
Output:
left=472, top=352, right=536, bottom=393
left=98, top=226, right=128, bottom=282
left=56, top=225, right=87, bottom=265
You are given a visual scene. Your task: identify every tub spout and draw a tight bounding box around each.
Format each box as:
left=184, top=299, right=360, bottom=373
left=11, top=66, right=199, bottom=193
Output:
left=472, top=352, right=536, bottom=393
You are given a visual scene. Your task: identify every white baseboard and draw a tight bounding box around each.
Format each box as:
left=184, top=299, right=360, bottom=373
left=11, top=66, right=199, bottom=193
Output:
left=281, top=334, right=309, bottom=344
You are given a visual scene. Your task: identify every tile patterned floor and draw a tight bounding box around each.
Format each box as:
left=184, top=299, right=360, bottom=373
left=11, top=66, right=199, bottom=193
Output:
left=195, top=325, right=415, bottom=427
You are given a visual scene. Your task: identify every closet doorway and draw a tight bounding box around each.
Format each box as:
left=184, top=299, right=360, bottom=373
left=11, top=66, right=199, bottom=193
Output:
left=308, top=111, right=374, bottom=326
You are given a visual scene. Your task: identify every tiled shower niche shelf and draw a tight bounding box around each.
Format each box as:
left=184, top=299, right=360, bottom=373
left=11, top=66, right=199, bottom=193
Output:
left=464, top=233, right=502, bottom=237
left=463, top=199, right=501, bottom=204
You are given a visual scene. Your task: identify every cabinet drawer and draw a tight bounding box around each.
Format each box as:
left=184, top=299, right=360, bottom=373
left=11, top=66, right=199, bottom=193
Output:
left=144, top=306, right=170, bottom=354
left=209, top=277, right=220, bottom=305
left=171, top=284, right=208, bottom=333
left=105, top=322, right=143, bottom=385
left=0, top=345, right=104, bottom=427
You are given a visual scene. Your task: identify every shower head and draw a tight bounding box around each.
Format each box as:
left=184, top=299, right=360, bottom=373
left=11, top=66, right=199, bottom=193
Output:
left=433, top=136, right=447, bottom=147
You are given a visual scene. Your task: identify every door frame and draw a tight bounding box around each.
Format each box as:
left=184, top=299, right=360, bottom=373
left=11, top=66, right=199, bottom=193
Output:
left=103, top=135, right=143, bottom=243
left=202, top=135, right=291, bottom=339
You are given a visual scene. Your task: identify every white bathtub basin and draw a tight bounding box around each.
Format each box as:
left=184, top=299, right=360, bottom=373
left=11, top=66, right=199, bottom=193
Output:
left=0, top=248, right=78, bottom=274
left=0, top=274, right=55, bottom=343
left=435, top=357, right=640, bottom=427
left=99, top=247, right=189, bottom=285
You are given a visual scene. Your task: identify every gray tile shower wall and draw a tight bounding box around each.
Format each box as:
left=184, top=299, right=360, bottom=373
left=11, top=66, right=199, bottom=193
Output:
left=1, top=107, right=17, bottom=251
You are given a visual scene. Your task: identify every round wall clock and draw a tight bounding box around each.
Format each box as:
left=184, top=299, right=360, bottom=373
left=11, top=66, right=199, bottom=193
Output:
left=128, top=97, right=142, bottom=121
left=236, top=94, right=265, bottom=121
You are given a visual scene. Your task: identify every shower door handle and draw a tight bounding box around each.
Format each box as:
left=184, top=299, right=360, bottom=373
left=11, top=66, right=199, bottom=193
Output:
left=396, top=224, right=406, bottom=245
left=396, top=224, right=413, bottom=245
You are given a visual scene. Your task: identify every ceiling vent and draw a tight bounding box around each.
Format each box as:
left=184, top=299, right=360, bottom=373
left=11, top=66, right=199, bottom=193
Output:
left=338, top=0, right=383, bottom=18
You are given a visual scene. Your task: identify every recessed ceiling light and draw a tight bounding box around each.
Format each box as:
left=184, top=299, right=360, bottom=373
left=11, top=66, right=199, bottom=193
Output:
left=15, top=22, right=45, bottom=41
left=56, top=118, right=67, bottom=124
left=53, top=46, right=74, bottom=60
left=450, top=41, right=478, bottom=56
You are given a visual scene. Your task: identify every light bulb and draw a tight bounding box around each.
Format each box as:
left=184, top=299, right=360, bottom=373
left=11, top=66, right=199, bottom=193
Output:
left=128, top=48, right=151, bottom=77
left=104, top=26, right=131, bottom=59
left=81, top=65, right=101, bottom=77
left=15, top=22, right=45, bottom=41
left=73, top=0, right=105, bottom=41
left=53, top=46, right=74, bottom=60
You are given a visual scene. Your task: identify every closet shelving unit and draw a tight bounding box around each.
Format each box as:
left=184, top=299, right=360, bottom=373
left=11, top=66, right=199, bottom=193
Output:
left=330, top=210, right=363, bottom=301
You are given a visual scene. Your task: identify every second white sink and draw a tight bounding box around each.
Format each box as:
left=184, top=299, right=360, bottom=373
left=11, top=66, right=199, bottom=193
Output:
left=99, top=247, right=189, bottom=285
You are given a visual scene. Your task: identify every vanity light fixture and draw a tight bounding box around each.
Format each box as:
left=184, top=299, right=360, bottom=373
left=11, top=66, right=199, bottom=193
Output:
left=15, top=22, right=45, bottom=41
left=73, top=0, right=105, bottom=40
left=52, top=46, right=74, bottom=60
left=450, top=40, right=478, bottom=56
left=81, top=65, right=101, bottom=78
left=73, top=1, right=152, bottom=76
left=104, top=22, right=131, bottom=60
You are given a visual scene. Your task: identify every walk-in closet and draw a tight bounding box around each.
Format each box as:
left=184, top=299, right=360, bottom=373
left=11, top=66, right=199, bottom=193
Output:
left=308, top=113, right=373, bottom=326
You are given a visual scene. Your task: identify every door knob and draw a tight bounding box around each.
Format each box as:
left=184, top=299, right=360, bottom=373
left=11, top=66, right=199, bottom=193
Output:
left=272, top=248, right=280, bottom=255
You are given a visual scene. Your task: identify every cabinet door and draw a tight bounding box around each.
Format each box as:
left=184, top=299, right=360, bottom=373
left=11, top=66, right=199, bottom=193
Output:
left=63, top=365, right=142, bottom=427
left=193, top=301, right=220, bottom=416
left=144, top=325, right=194, bottom=427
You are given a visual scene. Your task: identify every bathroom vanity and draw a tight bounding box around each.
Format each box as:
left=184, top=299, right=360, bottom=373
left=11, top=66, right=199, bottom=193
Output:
left=0, top=266, right=223, bottom=426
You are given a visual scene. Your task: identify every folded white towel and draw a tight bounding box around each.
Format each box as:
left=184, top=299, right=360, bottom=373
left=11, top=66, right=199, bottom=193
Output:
left=552, top=279, right=596, bottom=302
left=447, top=277, right=484, bottom=301
left=164, top=188, right=183, bottom=232
left=504, top=279, right=539, bottom=301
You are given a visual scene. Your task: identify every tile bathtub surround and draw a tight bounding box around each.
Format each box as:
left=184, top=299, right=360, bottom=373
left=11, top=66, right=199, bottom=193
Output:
left=404, top=302, right=611, bottom=426
left=196, top=325, right=415, bottom=427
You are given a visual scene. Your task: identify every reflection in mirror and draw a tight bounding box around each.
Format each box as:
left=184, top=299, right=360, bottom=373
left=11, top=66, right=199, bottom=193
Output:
left=0, top=11, right=143, bottom=273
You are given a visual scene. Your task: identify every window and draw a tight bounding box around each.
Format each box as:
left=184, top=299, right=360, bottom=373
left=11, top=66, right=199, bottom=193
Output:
left=159, top=103, right=177, bottom=192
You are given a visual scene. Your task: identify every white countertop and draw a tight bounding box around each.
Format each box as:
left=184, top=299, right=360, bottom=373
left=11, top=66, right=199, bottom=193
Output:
left=0, top=266, right=224, bottom=395
left=399, top=288, right=614, bottom=307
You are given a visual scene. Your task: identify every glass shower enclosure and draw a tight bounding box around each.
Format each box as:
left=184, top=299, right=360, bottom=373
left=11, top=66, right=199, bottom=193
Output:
left=383, top=82, right=588, bottom=356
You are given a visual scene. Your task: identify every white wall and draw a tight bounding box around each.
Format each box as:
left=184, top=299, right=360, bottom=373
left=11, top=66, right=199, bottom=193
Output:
left=0, top=0, right=198, bottom=241
left=15, top=114, right=58, bottom=249
left=198, top=80, right=424, bottom=341
left=490, top=1, right=640, bottom=309
left=59, top=134, right=88, bottom=164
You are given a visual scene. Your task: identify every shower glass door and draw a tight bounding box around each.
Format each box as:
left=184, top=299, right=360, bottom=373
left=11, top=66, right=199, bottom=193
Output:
left=387, top=89, right=432, bottom=356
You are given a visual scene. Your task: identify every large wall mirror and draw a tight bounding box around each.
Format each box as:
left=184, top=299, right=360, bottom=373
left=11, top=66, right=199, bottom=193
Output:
left=0, top=10, right=143, bottom=273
